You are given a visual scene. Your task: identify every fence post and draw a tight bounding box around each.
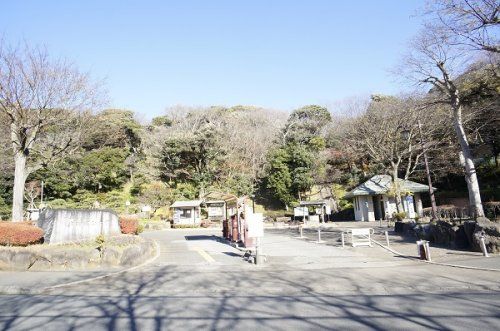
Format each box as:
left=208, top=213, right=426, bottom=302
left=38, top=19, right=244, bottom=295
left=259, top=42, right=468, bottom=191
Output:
left=424, top=241, right=431, bottom=261
left=480, top=234, right=489, bottom=257
left=316, top=226, right=325, bottom=243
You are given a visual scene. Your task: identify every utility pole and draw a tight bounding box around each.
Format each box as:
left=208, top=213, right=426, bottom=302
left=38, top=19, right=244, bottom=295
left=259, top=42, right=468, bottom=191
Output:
left=40, top=181, right=44, bottom=207
left=418, top=119, right=438, bottom=220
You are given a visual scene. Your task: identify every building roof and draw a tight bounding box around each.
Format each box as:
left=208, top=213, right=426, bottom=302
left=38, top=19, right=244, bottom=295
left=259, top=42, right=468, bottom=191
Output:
left=170, top=200, right=202, bottom=208
left=205, top=200, right=226, bottom=205
left=299, top=200, right=328, bottom=206
left=344, top=175, right=432, bottom=198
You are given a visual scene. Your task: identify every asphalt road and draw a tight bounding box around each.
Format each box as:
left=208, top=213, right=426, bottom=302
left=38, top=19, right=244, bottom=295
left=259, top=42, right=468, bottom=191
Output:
left=0, top=229, right=499, bottom=330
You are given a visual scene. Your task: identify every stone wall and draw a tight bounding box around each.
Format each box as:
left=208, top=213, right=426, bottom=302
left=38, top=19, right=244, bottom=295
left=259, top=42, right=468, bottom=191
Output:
left=37, top=209, right=121, bottom=244
left=0, top=235, right=156, bottom=271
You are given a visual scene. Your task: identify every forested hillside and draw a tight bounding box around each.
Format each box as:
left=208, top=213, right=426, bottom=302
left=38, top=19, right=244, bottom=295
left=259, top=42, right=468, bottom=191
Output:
left=1, top=65, right=498, bottom=220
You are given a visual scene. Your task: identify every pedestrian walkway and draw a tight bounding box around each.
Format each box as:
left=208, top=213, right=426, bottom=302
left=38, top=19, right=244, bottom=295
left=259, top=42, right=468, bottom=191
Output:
left=267, top=224, right=500, bottom=271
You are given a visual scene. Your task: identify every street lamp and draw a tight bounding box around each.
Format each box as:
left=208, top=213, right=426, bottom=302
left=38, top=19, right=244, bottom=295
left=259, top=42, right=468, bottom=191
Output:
left=417, top=120, right=438, bottom=220
left=401, top=124, right=438, bottom=220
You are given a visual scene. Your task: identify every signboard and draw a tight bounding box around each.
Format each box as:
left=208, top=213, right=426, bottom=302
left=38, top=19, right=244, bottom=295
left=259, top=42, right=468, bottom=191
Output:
left=294, top=207, right=309, bottom=217
left=173, top=209, right=181, bottom=224
left=208, top=205, right=224, bottom=217
left=247, top=213, right=264, bottom=238
left=315, top=205, right=331, bottom=215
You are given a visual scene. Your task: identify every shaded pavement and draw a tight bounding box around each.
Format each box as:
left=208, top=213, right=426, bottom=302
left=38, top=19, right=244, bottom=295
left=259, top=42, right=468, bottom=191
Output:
left=0, top=228, right=499, bottom=330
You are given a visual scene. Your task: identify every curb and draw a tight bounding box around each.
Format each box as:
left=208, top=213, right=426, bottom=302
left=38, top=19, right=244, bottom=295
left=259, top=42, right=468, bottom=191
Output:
left=0, top=239, right=161, bottom=295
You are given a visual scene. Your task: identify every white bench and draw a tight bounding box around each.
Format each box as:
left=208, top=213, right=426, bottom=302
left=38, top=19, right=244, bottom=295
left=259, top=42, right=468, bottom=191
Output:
left=350, top=228, right=374, bottom=247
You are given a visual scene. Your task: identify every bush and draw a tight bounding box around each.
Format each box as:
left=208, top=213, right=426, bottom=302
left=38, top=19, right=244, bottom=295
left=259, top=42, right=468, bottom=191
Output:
left=0, top=222, right=44, bottom=246
left=393, top=212, right=407, bottom=222
left=119, top=217, right=139, bottom=235
left=200, top=220, right=212, bottom=228
left=95, top=234, right=106, bottom=258
left=136, top=224, right=144, bottom=234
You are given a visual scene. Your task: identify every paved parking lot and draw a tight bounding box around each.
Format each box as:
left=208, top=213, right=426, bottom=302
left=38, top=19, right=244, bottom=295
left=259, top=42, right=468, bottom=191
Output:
left=0, top=228, right=499, bottom=330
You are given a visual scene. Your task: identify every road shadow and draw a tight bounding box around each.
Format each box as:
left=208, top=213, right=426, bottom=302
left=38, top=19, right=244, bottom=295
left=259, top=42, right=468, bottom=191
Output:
left=1, top=260, right=499, bottom=330
left=184, top=235, right=219, bottom=241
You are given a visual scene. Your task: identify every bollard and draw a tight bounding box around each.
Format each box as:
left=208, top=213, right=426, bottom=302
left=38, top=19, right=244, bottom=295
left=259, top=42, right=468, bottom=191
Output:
left=255, top=237, right=264, bottom=264
left=316, top=226, right=325, bottom=243
left=385, top=231, right=390, bottom=247
left=416, top=240, right=432, bottom=261
left=295, top=225, right=305, bottom=239
left=424, top=241, right=431, bottom=261
left=480, top=235, right=489, bottom=258
left=417, top=240, right=427, bottom=260
left=341, top=232, right=345, bottom=248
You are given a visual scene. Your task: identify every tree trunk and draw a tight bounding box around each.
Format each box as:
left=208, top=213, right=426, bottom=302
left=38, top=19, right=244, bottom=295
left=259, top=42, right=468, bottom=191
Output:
left=11, top=152, right=28, bottom=222
left=391, top=167, right=403, bottom=213
left=452, top=104, right=485, bottom=218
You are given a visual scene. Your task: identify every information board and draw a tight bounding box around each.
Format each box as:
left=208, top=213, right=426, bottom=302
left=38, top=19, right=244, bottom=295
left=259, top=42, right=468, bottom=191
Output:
left=247, top=213, right=264, bottom=238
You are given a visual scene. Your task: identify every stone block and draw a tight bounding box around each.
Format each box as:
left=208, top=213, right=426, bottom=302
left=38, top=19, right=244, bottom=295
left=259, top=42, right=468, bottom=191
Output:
left=102, top=247, right=121, bottom=265
left=120, top=245, right=142, bottom=266
left=472, top=218, right=500, bottom=253
left=11, top=251, right=36, bottom=270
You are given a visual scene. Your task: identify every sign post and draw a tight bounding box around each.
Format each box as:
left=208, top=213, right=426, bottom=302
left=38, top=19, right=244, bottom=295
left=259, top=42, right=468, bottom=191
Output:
left=247, top=213, right=264, bottom=264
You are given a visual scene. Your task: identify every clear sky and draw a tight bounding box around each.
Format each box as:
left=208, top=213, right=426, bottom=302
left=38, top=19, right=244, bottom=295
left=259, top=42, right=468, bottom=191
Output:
left=1, top=0, right=423, bottom=119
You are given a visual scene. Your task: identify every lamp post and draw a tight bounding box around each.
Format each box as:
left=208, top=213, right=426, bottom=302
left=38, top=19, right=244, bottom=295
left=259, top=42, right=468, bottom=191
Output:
left=417, top=119, right=438, bottom=220
left=401, top=124, right=438, bottom=220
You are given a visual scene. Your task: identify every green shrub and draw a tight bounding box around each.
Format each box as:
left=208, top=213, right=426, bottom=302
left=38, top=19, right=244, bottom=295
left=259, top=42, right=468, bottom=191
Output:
left=136, top=224, right=144, bottom=234
left=393, top=212, right=407, bottom=222
left=95, top=234, right=106, bottom=258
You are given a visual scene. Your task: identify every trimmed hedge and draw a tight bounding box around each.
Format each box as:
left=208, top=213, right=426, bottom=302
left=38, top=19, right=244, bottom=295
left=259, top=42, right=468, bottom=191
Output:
left=0, top=222, right=44, bottom=246
left=119, top=217, right=139, bottom=235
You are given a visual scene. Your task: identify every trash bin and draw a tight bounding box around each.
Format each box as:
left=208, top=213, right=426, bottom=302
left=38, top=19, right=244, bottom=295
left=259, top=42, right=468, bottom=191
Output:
left=416, top=240, right=431, bottom=261
left=231, top=215, right=239, bottom=242
left=222, top=219, right=228, bottom=239
left=243, top=218, right=256, bottom=249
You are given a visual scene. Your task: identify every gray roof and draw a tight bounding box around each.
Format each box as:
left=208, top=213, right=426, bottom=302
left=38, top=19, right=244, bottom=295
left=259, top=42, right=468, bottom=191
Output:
left=344, top=175, right=432, bottom=198
left=170, top=200, right=202, bottom=208
left=299, top=200, right=328, bottom=206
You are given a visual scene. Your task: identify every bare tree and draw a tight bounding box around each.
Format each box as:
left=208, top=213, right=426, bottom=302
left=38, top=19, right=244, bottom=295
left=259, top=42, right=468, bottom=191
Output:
left=424, top=0, right=500, bottom=53
left=342, top=95, right=449, bottom=212
left=0, top=43, right=104, bottom=221
left=142, top=105, right=286, bottom=196
left=402, top=28, right=491, bottom=217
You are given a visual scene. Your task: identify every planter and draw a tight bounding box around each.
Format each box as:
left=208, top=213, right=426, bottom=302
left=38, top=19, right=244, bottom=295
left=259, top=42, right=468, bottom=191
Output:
left=0, top=235, right=156, bottom=271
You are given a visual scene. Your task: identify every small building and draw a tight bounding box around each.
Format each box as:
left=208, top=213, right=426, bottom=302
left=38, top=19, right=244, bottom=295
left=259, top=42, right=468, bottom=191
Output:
left=345, top=175, right=432, bottom=222
left=171, top=200, right=202, bottom=225
left=295, top=200, right=332, bottom=223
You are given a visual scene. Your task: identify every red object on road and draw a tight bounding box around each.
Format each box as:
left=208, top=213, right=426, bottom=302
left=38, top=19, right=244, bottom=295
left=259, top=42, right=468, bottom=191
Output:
left=222, top=219, right=228, bottom=239
left=231, top=215, right=238, bottom=242
left=242, top=217, right=256, bottom=249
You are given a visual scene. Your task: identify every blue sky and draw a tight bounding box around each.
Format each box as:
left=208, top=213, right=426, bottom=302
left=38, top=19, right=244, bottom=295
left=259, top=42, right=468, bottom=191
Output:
left=1, top=1, right=423, bottom=119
